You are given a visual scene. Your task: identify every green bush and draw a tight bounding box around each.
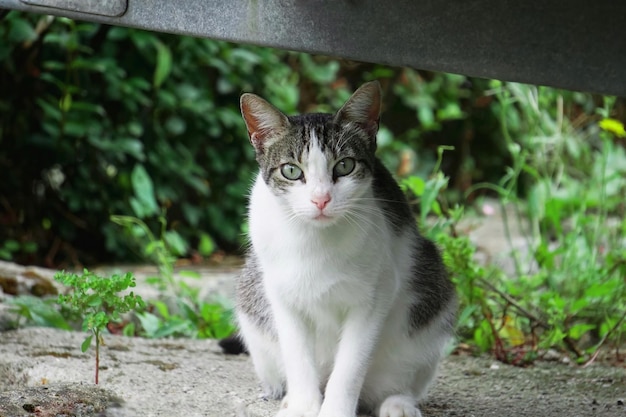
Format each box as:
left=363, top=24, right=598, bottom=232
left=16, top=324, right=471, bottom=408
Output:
left=1, top=13, right=281, bottom=263
left=411, top=86, right=626, bottom=365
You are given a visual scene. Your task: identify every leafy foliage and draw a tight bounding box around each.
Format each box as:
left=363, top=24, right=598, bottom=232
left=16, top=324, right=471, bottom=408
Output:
left=54, top=269, right=145, bottom=383
left=1, top=11, right=518, bottom=265
left=0, top=12, right=293, bottom=263
left=111, top=214, right=235, bottom=340
left=0, top=240, right=37, bottom=261
left=411, top=86, right=626, bottom=365
left=6, top=294, right=71, bottom=330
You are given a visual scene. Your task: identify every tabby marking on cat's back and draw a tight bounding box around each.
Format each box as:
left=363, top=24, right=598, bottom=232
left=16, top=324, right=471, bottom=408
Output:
left=236, top=81, right=457, bottom=417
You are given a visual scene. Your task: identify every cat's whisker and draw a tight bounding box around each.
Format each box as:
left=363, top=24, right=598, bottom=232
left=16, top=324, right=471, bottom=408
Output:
left=339, top=202, right=385, bottom=218
left=340, top=207, right=386, bottom=236
left=282, top=207, right=305, bottom=227
left=349, top=196, right=409, bottom=205
left=342, top=210, right=372, bottom=237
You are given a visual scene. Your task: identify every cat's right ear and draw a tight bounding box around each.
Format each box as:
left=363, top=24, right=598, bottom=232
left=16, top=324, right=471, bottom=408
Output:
left=240, top=93, right=290, bottom=152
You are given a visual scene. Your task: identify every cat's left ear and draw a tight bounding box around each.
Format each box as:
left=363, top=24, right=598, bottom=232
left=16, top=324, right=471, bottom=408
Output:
left=240, top=93, right=290, bottom=152
left=334, top=81, right=381, bottom=138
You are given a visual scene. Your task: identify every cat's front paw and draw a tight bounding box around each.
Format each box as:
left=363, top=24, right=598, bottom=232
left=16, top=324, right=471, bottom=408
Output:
left=274, top=410, right=318, bottom=417
left=316, top=410, right=353, bottom=417
left=378, top=395, right=422, bottom=417
left=274, top=394, right=321, bottom=417
left=274, top=407, right=319, bottom=417
left=316, top=401, right=356, bottom=417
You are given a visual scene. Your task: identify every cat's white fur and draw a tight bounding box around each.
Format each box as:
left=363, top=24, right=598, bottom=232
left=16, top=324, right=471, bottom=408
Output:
left=238, top=126, right=454, bottom=417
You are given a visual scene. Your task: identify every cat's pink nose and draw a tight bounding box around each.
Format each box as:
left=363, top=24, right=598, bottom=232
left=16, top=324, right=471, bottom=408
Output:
left=311, top=193, right=331, bottom=210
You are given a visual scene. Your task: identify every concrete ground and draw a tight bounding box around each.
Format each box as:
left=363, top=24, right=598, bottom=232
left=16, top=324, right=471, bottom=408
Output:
left=0, top=326, right=624, bottom=417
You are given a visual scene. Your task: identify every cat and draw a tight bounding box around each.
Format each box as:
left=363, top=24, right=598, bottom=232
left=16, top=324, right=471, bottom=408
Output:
left=235, top=81, right=457, bottom=417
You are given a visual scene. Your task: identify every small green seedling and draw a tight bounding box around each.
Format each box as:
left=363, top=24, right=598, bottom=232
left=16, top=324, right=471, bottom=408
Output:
left=54, top=269, right=145, bottom=384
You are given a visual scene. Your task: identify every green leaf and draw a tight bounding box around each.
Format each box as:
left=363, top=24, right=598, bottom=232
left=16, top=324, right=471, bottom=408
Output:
left=63, top=121, right=88, bottom=137
left=456, top=305, right=478, bottom=328
left=436, top=102, right=464, bottom=120
left=30, top=308, right=71, bottom=330
left=152, top=300, right=171, bottom=319
left=199, top=302, right=218, bottom=322
left=571, top=298, right=589, bottom=314
left=164, top=230, right=188, bottom=257
left=568, top=323, right=596, bottom=340
left=401, top=176, right=425, bottom=197
left=87, top=137, right=145, bottom=161
left=179, top=300, right=198, bottom=322
left=37, top=98, right=62, bottom=121
left=87, top=294, right=103, bottom=307
left=130, top=164, right=158, bottom=217
left=81, top=335, right=93, bottom=352
left=420, top=174, right=448, bottom=222
left=181, top=203, right=202, bottom=226
left=153, top=41, right=172, bottom=88
left=145, top=276, right=162, bottom=287
left=8, top=295, right=71, bottom=330
left=8, top=17, right=37, bottom=43
left=584, top=281, right=618, bottom=299
left=165, top=116, right=186, bottom=135
left=127, top=121, right=144, bottom=137
left=418, top=106, right=436, bottom=129
left=229, top=48, right=261, bottom=65
left=4, top=240, right=20, bottom=252
left=198, top=233, right=215, bottom=257
left=152, top=320, right=190, bottom=338
left=59, top=93, right=72, bottom=112
left=179, top=270, right=201, bottom=279
left=22, top=241, right=38, bottom=253
left=122, top=322, right=136, bottom=337
left=137, top=312, right=162, bottom=337
left=184, top=176, right=210, bottom=196
left=527, top=180, right=548, bottom=221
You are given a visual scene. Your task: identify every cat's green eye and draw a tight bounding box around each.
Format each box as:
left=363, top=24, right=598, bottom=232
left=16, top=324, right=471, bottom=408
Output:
left=333, top=158, right=356, bottom=177
left=280, top=163, right=303, bottom=180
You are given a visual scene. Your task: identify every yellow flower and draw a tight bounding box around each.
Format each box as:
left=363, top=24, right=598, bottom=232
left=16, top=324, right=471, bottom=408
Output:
left=498, top=315, right=525, bottom=347
left=599, top=118, right=626, bottom=137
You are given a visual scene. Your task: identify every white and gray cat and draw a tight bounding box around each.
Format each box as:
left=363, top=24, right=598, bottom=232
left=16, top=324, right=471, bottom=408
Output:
left=236, top=81, right=457, bottom=417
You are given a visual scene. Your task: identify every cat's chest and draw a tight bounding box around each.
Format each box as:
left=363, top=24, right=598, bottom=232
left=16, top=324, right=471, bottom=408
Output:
left=259, top=239, right=381, bottom=307
left=249, top=174, right=394, bottom=306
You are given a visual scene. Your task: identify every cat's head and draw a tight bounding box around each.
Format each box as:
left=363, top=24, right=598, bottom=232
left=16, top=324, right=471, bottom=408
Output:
left=240, top=81, right=382, bottom=227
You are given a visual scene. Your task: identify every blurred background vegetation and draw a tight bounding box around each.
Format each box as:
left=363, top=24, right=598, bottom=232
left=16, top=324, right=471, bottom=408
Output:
left=2, top=11, right=626, bottom=362
left=2, top=11, right=620, bottom=267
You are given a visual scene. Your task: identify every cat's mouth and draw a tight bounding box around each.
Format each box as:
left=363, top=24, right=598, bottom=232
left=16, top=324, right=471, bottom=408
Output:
left=311, top=211, right=336, bottom=224
left=314, top=213, right=331, bottom=221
